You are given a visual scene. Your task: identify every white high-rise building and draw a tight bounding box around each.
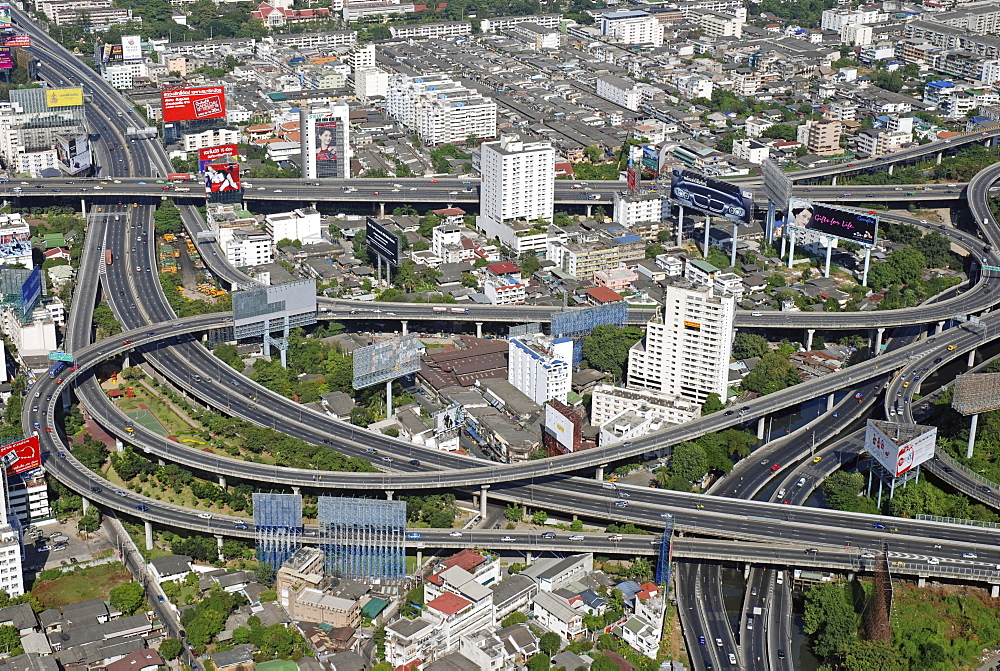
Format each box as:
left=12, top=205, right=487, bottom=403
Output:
left=0, top=472, right=23, bottom=598
left=386, top=73, right=496, bottom=146
left=627, top=282, right=735, bottom=404
left=508, top=333, right=574, bottom=405
left=478, top=134, right=555, bottom=245
left=600, top=10, right=664, bottom=46
left=302, top=105, right=351, bottom=180
left=264, top=207, right=323, bottom=244
left=225, top=228, right=274, bottom=267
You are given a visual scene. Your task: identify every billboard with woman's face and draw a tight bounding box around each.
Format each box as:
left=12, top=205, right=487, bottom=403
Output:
left=314, top=121, right=340, bottom=178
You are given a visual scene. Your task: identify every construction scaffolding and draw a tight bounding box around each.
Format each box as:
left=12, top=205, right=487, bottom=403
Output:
left=318, top=496, right=405, bottom=584
left=0, top=266, right=39, bottom=322
left=253, top=493, right=303, bottom=571
left=551, top=302, right=629, bottom=364
left=655, top=513, right=674, bottom=587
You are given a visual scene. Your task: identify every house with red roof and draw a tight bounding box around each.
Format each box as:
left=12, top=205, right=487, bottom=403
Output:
left=584, top=286, right=625, bottom=305
left=424, top=587, right=495, bottom=656
left=251, top=2, right=330, bottom=27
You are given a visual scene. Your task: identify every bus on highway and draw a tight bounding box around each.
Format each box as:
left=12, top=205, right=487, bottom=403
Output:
left=105, top=249, right=112, bottom=265
left=47, top=361, right=68, bottom=378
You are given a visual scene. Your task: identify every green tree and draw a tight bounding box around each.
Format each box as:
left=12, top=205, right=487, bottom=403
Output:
left=350, top=406, right=376, bottom=427
left=0, top=625, right=22, bottom=656
left=732, top=332, right=770, bottom=359
left=803, top=582, right=859, bottom=660
left=531, top=510, right=548, bottom=525
left=519, top=252, right=541, bottom=278
left=701, top=393, right=725, bottom=415
left=93, top=303, right=121, bottom=335
left=504, top=504, right=523, bottom=521
left=539, top=632, right=561, bottom=656
left=671, top=441, right=709, bottom=482
left=159, top=639, right=183, bottom=660
left=461, top=272, right=478, bottom=288
left=761, top=124, right=797, bottom=141
left=582, top=324, right=645, bottom=381
left=526, top=653, right=551, bottom=671
left=110, top=582, right=146, bottom=615
left=501, top=612, right=528, bottom=627
left=741, top=352, right=802, bottom=395
left=584, top=145, right=604, bottom=162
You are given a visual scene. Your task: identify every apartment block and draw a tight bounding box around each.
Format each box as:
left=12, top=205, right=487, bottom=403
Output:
left=389, top=21, right=471, bottom=39
left=820, top=8, right=884, bottom=32
left=696, top=10, right=743, bottom=38
left=480, top=13, right=562, bottom=32
left=732, top=139, right=769, bottom=164
left=276, top=548, right=365, bottom=629
left=478, top=135, right=555, bottom=249
left=386, top=73, right=496, bottom=146
left=796, top=118, right=842, bottom=156
left=182, top=127, right=240, bottom=152
left=600, top=10, right=664, bottom=46
left=627, top=281, right=735, bottom=404
left=508, top=333, right=573, bottom=405
left=613, top=191, right=668, bottom=226
left=264, top=207, right=323, bottom=244
left=225, top=228, right=274, bottom=267
left=595, top=76, right=644, bottom=111
left=590, top=384, right=701, bottom=426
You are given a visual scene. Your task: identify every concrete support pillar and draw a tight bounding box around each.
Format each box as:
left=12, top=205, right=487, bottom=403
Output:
left=475, top=322, right=483, bottom=339
left=862, top=247, right=872, bottom=287
left=888, top=163, right=894, bottom=176
left=215, top=535, right=224, bottom=560
left=378, top=202, right=385, bottom=217
left=676, top=205, right=685, bottom=247
left=992, top=584, right=1000, bottom=598
left=824, top=237, right=833, bottom=278
left=936, top=152, right=943, bottom=165
left=786, top=228, right=796, bottom=270
left=874, top=327, right=885, bottom=356
left=479, top=485, right=489, bottom=518
left=918, top=576, right=926, bottom=588
left=292, top=486, right=300, bottom=496
left=730, top=222, right=738, bottom=268
left=596, top=465, right=605, bottom=481
left=831, top=175, right=837, bottom=187
left=702, top=215, right=711, bottom=258
left=967, top=412, right=979, bottom=459
left=526, top=551, right=533, bottom=563
left=757, top=417, right=765, bottom=441
left=82, top=497, right=90, bottom=513
left=114, top=437, right=124, bottom=452
left=416, top=550, right=423, bottom=569
left=936, top=321, right=945, bottom=335
left=401, top=320, right=408, bottom=336
left=827, top=393, right=835, bottom=412
left=145, top=520, right=153, bottom=551
left=386, top=490, right=394, bottom=501
left=572, top=513, right=579, bottom=522
left=805, top=329, right=815, bottom=351
left=522, top=506, right=529, bottom=519
left=585, top=204, right=592, bottom=218
left=80, top=198, right=86, bottom=218
left=744, top=563, right=751, bottom=578
left=158, top=458, right=165, bottom=466
left=969, top=348, right=977, bottom=367
left=218, top=475, right=226, bottom=490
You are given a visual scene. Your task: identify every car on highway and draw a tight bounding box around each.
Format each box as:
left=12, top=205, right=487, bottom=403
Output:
left=812, top=456, right=822, bottom=463
left=614, top=500, right=628, bottom=507
left=429, top=179, right=439, bottom=183
left=365, top=448, right=378, bottom=454
left=927, top=557, right=940, bottom=564
left=197, top=513, right=212, bottom=519
left=91, top=486, right=102, bottom=493
left=500, top=536, right=515, bottom=542
left=948, top=344, right=957, bottom=350
left=136, top=505, right=149, bottom=512
left=980, top=486, right=992, bottom=493
left=449, top=531, right=463, bottom=537
left=409, top=459, right=420, bottom=466
left=608, top=534, right=624, bottom=541
left=724, top=410, right=734, bottom=416
left=234, top=523, right=248, bottom=530
left=273, top=189, right=283, bottom=193
left=962, top=552, right=978, bottom=558
left=861, top=552, right=875, bottom=558
left=872, top=523, right=886, bottom=529
left=540, top=532, right=557, bottom=539
left=569, top=534, right=585, bottom=541
left=770, top=463, right=781, bottom=472
left=158, top=595, right=165, bottom=603
left=406, top=533, right=421, bottom=539
left=115, top=490, right=127, bottom=496
left=715, top=638, right=723, bottom=648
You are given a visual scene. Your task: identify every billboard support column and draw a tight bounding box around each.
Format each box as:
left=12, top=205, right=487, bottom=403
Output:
left=786, top=229, right=796, bottom=269
left=702, top=215, right=711, bottom=258
left=967, top=413, right=979, bottom=458
left=676, top=204, right=684, bottom=247
left=862, top=247, right=872, bottom=287
left=765, top=201, right=776, bottom=244
left=825, top=236, right=834, bottom=278
left=387, top=379, right=394, bottom=419
left=730, top=222, right=738, bottom=269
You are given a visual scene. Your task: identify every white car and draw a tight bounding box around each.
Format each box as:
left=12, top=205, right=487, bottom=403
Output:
left=273, top=189, right=283, bottom=193
left=927, top=557, right=940, bottom=564
left=962, top=552, right=978, bottom=558
left=449, top=531, right=462, bottom=537
left=500, top=536, right=515, bottom=542
left=568, top=534, right=585, bottom=541
left=197, top=513, right=212, bottom=519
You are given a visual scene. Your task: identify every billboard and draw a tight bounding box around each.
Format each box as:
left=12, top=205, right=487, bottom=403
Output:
left=626, top=161, right=638, bottom=194
left=204, top=163, right=241, bottom=194
left=2, top=34, right=29, bottom=47
left=232, top=279, right=317, bottom=339
left=0, top=4, right=10, bottom=29
left=313, top=121, right=342, bottom=179
left=544, top=402, right=575, bottom=453
left=670, top=168, right=753, bottom=225
left=353, top=334, right=422, bottom=390
left=198, top=144, right=238, bottom=173
left=45, top=88, right=84, bottom=108
left=161, top=86, right=227, bottom=123
left=57, top=133, right=91, bottom=176
left=642, top=145, right=659, bottom=173
left=21, top=266, right=41, bottom=315
left=788, top=197, right=877, bottom=246
left=0, top=48, right=12, bottom=69
left=864, top=420, right=936, bottom=477
left=0, top=435, right=41, bottom=476
left=121, top=35, right=141, bottom=60
left=101, top=43, right=123, bottom=63
left=365, top=217, right=401, bottom=267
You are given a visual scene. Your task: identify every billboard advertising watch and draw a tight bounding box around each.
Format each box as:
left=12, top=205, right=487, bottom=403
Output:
left=670, top=168, right=753, bottom=225
left=161, top=86, right=227, bottom=123
left=788, top=197, right=878, bottom=246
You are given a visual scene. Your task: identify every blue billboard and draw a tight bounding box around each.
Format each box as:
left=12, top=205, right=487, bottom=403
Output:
left=21, top=266, right=41, bottom=315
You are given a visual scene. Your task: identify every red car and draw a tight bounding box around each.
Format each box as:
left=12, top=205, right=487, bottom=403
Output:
left=122, top=340, right=132, bottom=345
left=770, top=464, right=781, bottom=472
left=429, top=179, right=439, bottom=183
left=55, top=379, right=63, bottom=385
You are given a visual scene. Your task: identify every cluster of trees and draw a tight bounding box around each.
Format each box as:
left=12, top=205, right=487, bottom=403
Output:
left=655, top=430, right=756, bottom=491
left=93, top=303, right=122, bottom=337
left=233, top=615, right=310, bottom=660
left=879, top=222, right=959, bottom=270
left=803, top=581, right=872, bottom=666
left=429, top=144, right=471, bottom=174
left=109, top=582, right=146, bottom=615
left=581, top=324, right=645, bottom=381
left=180, top=585, right=246, bottom=649
left=153, top=201, right=183, bottom=236
left=752, top=0, right=834, bottom=28
left=402, top=494, right=458, bottom=528
left=73, top=436, right=109, bottom=472
left=822, top=472, right=879, bottom=514
left=741, top=341, right=802, bottom=395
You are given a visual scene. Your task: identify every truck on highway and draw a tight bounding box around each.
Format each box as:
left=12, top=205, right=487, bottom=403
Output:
left=432, top=307, right=448, bottom=313
left=167, top=173, right=193, bottom=182
left=47, top=361, right=68, bottom=379
left=450, top=307, right=469, bottom=313
left=105, top=249, right=112, bottom=265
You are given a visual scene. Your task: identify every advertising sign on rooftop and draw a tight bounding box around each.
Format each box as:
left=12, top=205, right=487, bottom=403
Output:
left=204, top=163, right=241, bottom=194
left=121, top=35, right=141, bottom=60
left=0, top=47, right=12, bottom=70
left=0, top=4, right=11, bottom=29
left=45, top=88, right=83, bottom=108
left=864, top=420, right=936, bottom=478
left=2, top=34, right=29, bottom=47
left=198, top=144, right=238, bottom=173
left=161, top=86, right=227, bottom=123
left=0, top=435, right=41, bottom=476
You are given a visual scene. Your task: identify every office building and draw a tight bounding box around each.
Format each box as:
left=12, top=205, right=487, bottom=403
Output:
left=600, top=10, right=663, bottom=46
left=182, top=127, right=240, bottom=152
left=265, top=207, right=323, bottom=244
left=0, top=89, right=88, bottom=178
left=478, top=134, right=555, bottom=249
left=627, top=281, right=735, bottom=404
left=695, top=11, right=743, bottom=38
left=276, top=548, right=365, bottom=628
left=386, top=73, right=496, bottom=146
left=508, top=333, right=573, bottom=405
left=225, top=229, right=274, bottom=267
left=595, top=76, right=645, bottom=111
left=796, top=118, right=842, bottom=156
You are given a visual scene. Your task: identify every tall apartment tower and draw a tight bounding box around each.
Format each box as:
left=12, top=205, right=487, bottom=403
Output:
left=0, top=471, right=23, bottom=598
left=301, top=104, right=351, bottom=179
left=627, top=282, right=735, bottom=404
left=479, top=134, right=555, bottom=239
left=508, top=333, right=574, bottom=404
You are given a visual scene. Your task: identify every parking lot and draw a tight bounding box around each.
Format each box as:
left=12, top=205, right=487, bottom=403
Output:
left=22, top=519, right=116, bottom=573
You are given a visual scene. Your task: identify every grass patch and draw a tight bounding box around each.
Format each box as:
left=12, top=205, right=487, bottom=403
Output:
left=111, top=383, right=202, bottom=439
left=31, top=562, right=133, bottom=608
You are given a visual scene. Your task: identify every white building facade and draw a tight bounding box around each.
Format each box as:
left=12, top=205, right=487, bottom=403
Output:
left=478, top=135, right=555, bottom=248
left=508, top=333, right=574, bottom=404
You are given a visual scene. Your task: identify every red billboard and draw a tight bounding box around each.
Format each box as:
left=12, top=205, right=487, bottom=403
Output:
left=0, top=435, right=41, bottom=475
left=2, top=34, right=29, bottom=47
left=161, top=86, right=226, bottom=123
left=199, top=144, right=238, bottom=173
left=204, top=163, right=241, bottom=193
